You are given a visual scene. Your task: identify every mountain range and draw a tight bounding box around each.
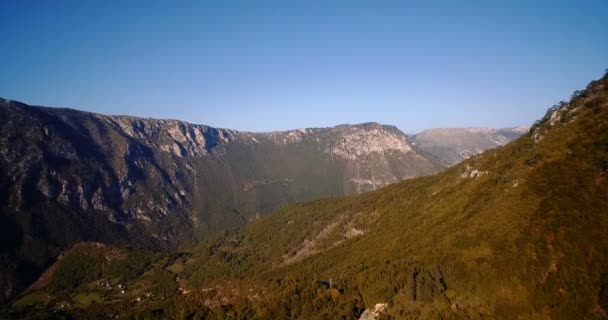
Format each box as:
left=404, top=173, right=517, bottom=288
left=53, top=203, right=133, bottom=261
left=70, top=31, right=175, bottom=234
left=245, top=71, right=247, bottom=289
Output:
left=410, top=126, right=530, bottom=165
left=0, top=100, right=464, bottom=302
left=8, top=70, right=600, bottom=319
left=5, top=71, right=603, bottom=319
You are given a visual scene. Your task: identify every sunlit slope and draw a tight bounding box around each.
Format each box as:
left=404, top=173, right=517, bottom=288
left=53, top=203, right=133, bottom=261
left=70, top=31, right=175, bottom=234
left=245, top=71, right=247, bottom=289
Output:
left=181, top=73, right=608, bottom=319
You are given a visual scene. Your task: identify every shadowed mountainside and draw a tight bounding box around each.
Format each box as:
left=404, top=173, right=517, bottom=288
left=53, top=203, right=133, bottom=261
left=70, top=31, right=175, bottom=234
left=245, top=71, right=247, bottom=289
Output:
left=0, top=100, right=442, bottom=301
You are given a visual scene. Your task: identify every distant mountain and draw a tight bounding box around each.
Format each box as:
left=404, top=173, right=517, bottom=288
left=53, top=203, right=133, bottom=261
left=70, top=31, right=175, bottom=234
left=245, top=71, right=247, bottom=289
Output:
left=0, top=100, right=443, bottom=301
left=10, top=72, right=607, bottom=319
left=411, top=126, right=529, bottom=165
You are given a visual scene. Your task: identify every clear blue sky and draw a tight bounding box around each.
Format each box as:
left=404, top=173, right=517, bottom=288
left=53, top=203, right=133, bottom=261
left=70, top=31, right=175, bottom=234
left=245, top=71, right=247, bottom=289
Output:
left=1, top=1, right=606, bottom=133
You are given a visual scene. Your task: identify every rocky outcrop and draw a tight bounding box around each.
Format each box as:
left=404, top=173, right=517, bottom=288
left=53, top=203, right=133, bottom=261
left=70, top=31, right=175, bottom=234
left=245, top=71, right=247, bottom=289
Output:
left=359, top=303, right=387, bottom=320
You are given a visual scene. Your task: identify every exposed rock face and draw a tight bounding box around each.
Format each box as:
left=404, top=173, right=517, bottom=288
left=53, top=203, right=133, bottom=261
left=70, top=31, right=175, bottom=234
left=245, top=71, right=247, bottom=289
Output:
left=410, top=126, right=528, bottom=165
left=359, top=303, right=388, bottom=320
left=328, top=123, right=412, bottom=159
left=0, top=98, right=443, bottom=301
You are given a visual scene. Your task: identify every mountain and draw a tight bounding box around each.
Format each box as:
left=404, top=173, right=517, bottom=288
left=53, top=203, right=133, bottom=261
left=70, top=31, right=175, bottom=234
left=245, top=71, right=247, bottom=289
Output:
left=0, top=99, right=443, bottom=301
left=7, top=72, right=606, bottom=319
left=411, top=126, right=529, bottom=165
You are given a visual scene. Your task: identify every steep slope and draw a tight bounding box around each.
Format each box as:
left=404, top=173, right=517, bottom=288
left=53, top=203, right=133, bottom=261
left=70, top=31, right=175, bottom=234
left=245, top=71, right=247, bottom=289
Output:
left=411, top=126, right=529, bottom=165
left=13, top=72, right=607, bottom=319
left=0, top=100, right=442, bottom=301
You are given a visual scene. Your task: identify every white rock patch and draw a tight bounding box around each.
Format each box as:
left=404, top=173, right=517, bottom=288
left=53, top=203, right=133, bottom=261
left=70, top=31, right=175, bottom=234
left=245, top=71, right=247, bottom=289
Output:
left=460, top=164, right=488, bottom=178
left=359, top=303, right=388, bottom=320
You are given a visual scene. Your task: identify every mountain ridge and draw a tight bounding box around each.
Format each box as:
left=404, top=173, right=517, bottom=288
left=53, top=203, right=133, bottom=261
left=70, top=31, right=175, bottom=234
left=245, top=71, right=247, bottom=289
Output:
left=0, top=98, right=407, bottom=135
left=410, top=126, right=530, bottom=165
